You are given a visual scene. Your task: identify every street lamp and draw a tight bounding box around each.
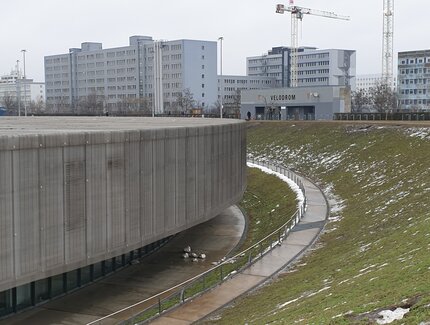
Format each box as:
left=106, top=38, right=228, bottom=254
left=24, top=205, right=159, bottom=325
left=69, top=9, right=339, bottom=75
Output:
left=16, top=60, right=21, bottom=116
left=218, top=37, right=223, bottom=119
left=21, top=49, right=27, bottom=116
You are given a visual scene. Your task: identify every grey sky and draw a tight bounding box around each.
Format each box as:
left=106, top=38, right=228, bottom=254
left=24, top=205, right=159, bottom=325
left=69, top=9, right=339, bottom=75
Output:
left=1, top=0, right=428, bottom=82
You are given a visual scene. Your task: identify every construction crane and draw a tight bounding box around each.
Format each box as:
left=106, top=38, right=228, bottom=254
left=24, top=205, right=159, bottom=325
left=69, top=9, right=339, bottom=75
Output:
left=382, top=0, right=394, bottom=88
left=276, top=2, right=350, bottom=88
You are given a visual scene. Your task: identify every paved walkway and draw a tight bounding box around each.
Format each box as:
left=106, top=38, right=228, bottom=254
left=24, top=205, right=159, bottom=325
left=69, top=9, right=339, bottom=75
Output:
left=0, top=206, right=246, bottom=325
left=151, top=174, right=328, bottom=325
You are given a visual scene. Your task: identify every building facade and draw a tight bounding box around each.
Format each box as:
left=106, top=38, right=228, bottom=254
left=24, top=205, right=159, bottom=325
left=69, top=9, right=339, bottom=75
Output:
left=240, top=85, right=351, bottom=120
left=0, top=70, right=45, bottom=112
left=398, top=50, right=430, bottom=110
left=355, top=74, right=397, bottom=92
left=247, top=47, right=356, bottom=90
left=0, top=117, right=246, bottom=318
left=44, top=36, right=217, bottom=113
left=217, top=75, right=276, bottom=115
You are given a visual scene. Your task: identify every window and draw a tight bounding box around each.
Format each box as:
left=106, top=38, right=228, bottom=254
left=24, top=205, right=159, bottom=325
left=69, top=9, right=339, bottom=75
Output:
left=201, top=74, right=205, bottom=79
left=201, top=55, right=205, bottom=60
left=202, top=84, right=205, bottom=88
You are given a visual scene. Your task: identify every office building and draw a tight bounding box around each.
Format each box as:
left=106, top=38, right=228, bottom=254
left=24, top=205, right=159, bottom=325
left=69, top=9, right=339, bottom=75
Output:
left=247, top=47, right=356, bottom=90
left=356, top=74, right=397, bottom=92
left=0, top=69, right=45, bottom=111
left=217, top=75, right=276, bottom=115
left=398, top=50, right=430, bottom=110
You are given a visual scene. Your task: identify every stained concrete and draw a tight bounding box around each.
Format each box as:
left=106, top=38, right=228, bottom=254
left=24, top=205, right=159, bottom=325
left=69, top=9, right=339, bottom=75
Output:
left=0, top=117, right=247, bottom=294
left=0, top=205, right=245, bottom=325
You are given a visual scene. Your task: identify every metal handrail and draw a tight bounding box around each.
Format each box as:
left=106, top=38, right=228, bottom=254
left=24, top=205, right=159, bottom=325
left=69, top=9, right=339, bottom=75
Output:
left=87, top=158, right=306, bottom=325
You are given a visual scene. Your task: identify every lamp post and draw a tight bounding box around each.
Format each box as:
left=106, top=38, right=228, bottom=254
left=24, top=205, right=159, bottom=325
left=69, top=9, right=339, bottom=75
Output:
left=218, top=37, right=223, bottom=119
left=16, top=60, right=21, bottom=116
left=21, top=49, right=27, bottom=116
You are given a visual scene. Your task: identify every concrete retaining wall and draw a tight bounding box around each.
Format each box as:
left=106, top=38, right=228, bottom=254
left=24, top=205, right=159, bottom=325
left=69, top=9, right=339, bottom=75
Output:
left=0, top=118, right=246, bottom=292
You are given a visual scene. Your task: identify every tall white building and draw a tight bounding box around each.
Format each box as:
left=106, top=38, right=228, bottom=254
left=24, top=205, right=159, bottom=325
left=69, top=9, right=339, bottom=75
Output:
left=0, top=69, right=45, bottom=111
left=44, top=36, right=217, bottom=113
left=398, top=50, right=430, bottom=110
left=247, top=47, right=356, bottom=90
left=356, top=74, right=397, bottom=92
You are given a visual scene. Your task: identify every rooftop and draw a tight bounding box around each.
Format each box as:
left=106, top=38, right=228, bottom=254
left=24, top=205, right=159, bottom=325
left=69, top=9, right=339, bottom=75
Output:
left=0, top=117, right=243, bottom=136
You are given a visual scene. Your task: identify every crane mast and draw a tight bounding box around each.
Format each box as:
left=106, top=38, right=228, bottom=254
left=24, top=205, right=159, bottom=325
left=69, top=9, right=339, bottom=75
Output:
left=276, top=3, right=350, bottom=88
left=382, top=0, right=394, bottom=88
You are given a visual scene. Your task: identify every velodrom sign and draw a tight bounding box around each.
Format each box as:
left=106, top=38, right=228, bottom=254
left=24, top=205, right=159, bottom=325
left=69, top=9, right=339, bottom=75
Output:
left=270, top=94, right=296, bottom=101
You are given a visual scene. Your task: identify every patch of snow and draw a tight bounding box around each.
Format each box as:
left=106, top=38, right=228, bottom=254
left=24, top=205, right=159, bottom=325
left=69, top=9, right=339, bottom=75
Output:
left=376, top=308, right=410, bottom=324
left=278, top=297, right=300, bottom=308
left=247, top=162, right=305, bottom=208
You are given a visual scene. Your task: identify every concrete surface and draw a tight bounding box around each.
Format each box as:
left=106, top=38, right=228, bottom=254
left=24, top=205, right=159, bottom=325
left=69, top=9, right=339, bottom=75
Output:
left=0, top=117, right=246, bottom=293
left=0, top=205, right=245, bottom=325
left=151, top=173, right=328, bottom=325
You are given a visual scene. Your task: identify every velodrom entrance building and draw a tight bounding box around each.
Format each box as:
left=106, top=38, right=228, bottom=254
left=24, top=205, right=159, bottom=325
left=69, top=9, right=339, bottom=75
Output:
left=0, top=117, right=246, bottom=318
left=240, top=86, right=352, bottom=120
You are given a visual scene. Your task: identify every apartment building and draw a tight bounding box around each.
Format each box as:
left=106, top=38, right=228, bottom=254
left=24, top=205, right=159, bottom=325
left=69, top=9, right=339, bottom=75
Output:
left=44, top=36, right=217, bottom=113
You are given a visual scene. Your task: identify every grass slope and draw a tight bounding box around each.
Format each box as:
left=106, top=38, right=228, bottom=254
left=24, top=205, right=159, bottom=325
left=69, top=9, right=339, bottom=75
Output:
left=240, top=167, right=298, bottom=250
left=204, top=122, right=430, bottom=324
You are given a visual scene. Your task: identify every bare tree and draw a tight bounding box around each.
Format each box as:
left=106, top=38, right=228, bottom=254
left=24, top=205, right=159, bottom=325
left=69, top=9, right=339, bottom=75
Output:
left=78, top=92, right=104, bottom=115
left=1, top=94, right=18, bottom=115
left=369, top=82, right=398, bottom=113
left=351, top=88, right=371, bottom=112
left=173, top=88, right=195, bottom=113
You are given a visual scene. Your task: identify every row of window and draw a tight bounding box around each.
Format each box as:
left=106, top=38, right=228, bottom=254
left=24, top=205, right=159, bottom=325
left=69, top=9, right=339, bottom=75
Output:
left=400, top=89, right=427, bottom=95
left=298, top=77, right=329, bottom=83
left=400, top=68, right=429, bottom=75
left=45, top=57, right=69, bottom=64
left=400, top=99, right=430, bottom=105
left=46, top=73, right=69, bottom=80
left=0, top=238, right=171, bottom=318
left=298, top=69, right=330, bottom=75
left=399, top=79, right=428, bottom=85
left=298, top=61, right=329, bottom=67
left=399, top=57, right=430, bottom=65
left=300, top=53, right=329, bottom=60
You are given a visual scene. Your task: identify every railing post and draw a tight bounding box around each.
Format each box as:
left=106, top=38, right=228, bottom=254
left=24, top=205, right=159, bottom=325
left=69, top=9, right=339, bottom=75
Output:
left=158, top=297, right=161, bottom=314
left=248, top=251, right=252, bottom=265
left=180, top=287, right=185, bottom=302
left=260, top=242, right=263, bottom=257
left=202, top=275, right=206, bottom=290
left=220, top=264, right=223, bottom=281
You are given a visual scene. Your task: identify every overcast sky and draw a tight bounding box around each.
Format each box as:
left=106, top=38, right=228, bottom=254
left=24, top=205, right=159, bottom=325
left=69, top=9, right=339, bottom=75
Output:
left=1, top=0, right=428, bottom=82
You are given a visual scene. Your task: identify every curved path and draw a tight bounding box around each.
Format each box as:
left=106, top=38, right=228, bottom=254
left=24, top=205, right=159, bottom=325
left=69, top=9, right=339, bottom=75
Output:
left=0, top=206, right=246, bottom=325
left=151, top=170, right=329, bottom=325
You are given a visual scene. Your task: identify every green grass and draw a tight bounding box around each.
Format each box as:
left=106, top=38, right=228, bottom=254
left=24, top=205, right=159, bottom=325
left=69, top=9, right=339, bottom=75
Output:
left=240, top=167, right=299, bottom=250
left=128, top=166, right=298, bottom=323
left=202, top=122, right=430, bottom=325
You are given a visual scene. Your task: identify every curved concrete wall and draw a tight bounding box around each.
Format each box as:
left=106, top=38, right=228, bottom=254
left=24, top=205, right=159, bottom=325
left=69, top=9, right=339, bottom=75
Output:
left=0, top=117, right=247, bottom=292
